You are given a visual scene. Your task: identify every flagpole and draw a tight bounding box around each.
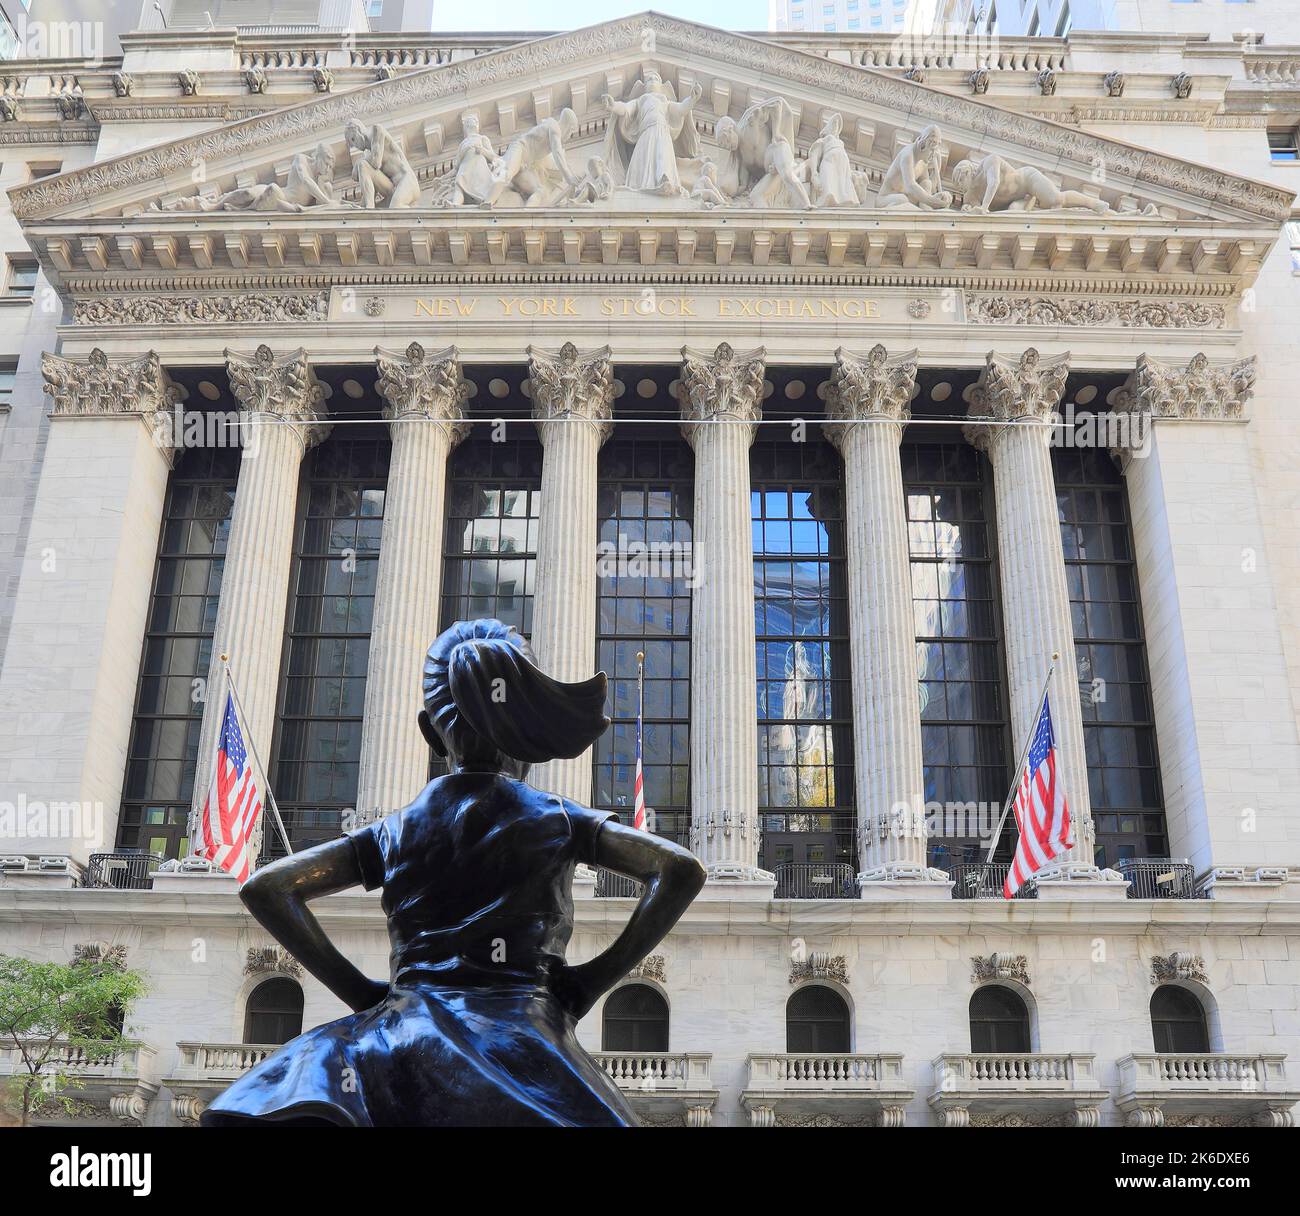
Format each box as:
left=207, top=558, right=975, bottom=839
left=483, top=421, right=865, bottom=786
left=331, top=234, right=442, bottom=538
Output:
left=220, top=654, right=295, bottom=860
left=983, top=652, right=1059, bottom=866
left=635, top=650, right=645, bottom=831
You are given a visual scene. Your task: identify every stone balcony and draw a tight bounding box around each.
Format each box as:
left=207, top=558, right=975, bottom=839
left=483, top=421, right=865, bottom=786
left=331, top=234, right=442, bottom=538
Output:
left=0, top=1040, right=158, bottom=1123
left=161, top=1041, right=276, bottom=1124
left=592, top=1052, right=717, bottom=1127
left=1117, top=1053, right=1300, bottom=1128
left=929, top=1053, right=1109, bottom=1127
left=741, top=1052, right=913, bottom=1127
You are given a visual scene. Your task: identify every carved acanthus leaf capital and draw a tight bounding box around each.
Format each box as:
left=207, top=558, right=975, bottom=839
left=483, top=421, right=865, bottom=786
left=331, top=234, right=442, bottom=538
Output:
left=679, top=343, right=766, bottom=445
left=1151, top=952, right=1207, bottom=985
left=42, top=347, right=177, bottom=421
left=965, top=348, right=1070, bottom=451
left=374, top=342, right=470, bottom=442
left=1115, top=352, right=1255, bottom=421
left=971, top=953, right=1031, bottom=986
left=527, top=342, right=614, bottom=442
left=824, top=344, right=917, bottom=450
left=224, top=344, right=329, bottom=447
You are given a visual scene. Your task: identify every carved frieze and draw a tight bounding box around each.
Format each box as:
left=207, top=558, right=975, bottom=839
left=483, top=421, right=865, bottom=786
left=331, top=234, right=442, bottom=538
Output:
left=971, top=953, right=1031, bottom=985
left=224, top=344, right=328, bottom=445
left=966, top=295, right=1227, bottom=330
left=1150, top=952, right=1208, bottom=985
left=245, top=946, right=303, bottom=978
left=74, top=292, right=329, bottom=325
left=42, top=347, right=177, bottom=423
left=965, top=348, right=1071, bottom=423
left=1116, top=352, right=1256, bottom=421
left=374, top=341, right=469, bottom=438
left=789, top=952, right=848, bottom=985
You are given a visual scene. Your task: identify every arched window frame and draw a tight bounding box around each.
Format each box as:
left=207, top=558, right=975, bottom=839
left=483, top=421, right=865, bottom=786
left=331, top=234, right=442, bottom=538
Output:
left=785, top=981, right=853, bottom=1054
left=242, top=976, right=305, bottom=1046
left=968, top=982, right=1037, bottom=1054
left=600, top=980, right=670, bottom=1053
left=1150, top=983, right=1217, bottom=1055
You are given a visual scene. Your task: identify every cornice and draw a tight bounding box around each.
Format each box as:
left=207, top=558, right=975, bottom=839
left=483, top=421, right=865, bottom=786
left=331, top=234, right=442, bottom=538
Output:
left=8, top=12, right=1293, bottom=224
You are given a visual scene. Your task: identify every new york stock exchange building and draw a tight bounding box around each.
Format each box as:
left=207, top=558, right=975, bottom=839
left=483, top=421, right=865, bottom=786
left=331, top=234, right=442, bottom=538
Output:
left=2, top=8, right=1300, bottom=1131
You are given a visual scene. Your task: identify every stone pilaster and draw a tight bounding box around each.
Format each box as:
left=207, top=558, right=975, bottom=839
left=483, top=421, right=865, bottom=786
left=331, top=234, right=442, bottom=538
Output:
left=354, top=343, right=468, bottom=825
left=679, top=343, right=771, bottom=889
left=965, top=349, right=1115, bottom=889
left=825, top=346, right=949, bottom=897
left=0, top=349, right=178, bottom=866
left=190, top=345, right=329, bottom=853
left=526, top=342, right=614, bottom=804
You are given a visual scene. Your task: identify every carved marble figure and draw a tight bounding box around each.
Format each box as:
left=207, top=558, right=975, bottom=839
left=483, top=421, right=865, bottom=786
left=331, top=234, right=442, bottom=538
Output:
left=806, top=111, right=857, bottom=207
left=951, top=152, right=1112, bottom=214
left=478, top=109, right=581, bottom=207
left=601, top=69, right=703, bottom=196
left=876, top=124, right=952, bottom=210
left=448, top=111, right=504, bottom=206
left=150, top=143, right=341, bottom=213
left=345, top=119, right=422, bottom=209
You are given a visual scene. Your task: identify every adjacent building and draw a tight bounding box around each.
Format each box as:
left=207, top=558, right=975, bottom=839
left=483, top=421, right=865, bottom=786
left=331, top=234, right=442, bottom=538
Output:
left=1, top=6, right=1299, bottom=1127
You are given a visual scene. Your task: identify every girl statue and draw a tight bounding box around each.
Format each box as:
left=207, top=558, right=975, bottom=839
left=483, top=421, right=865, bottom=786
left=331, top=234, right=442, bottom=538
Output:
left=202, top=619, right=705, bottom=1127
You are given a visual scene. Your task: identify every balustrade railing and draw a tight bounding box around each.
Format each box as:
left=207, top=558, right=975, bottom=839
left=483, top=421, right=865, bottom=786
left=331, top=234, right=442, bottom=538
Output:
left=1116, top=857, right=1199, bottom=899
left=174, top=1042, right=276, bottom=1076
left=747, top=1052, right=901, bottom=1088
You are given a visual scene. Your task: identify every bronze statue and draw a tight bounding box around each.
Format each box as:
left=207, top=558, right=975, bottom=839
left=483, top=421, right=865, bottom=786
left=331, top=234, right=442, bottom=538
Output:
left=203, top=620, right=705, bottom=1126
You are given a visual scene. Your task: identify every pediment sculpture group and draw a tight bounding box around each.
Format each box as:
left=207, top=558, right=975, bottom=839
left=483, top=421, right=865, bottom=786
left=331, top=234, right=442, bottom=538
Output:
left=154, top=70, right=1148, bottom=218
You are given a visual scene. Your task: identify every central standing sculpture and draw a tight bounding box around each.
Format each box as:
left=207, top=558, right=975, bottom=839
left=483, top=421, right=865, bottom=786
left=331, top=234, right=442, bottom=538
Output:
left=203, top=619, right=705, bottom=1127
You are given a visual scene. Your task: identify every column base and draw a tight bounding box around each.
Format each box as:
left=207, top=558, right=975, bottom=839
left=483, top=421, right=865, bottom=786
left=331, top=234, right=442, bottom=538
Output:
left=857, top=864, right=954, bottom=901
left=1032, top=863, right=1130, bottom=901
left=704, top=864, right=776, bottom=900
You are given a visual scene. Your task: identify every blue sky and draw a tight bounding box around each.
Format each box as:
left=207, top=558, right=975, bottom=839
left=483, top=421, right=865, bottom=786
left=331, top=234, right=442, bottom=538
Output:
left=429, top=2, right=770, bottom=32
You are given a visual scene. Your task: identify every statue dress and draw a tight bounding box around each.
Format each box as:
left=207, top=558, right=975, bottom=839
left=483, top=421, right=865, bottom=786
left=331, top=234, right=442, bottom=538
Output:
left=203, top=775, right=631, bottom=1126
left=606, top=86, right=698, bottom=195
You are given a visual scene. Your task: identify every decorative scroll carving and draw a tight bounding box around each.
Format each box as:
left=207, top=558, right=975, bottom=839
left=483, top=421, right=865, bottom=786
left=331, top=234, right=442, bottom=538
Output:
left=966, top=348, right=1070, bottom=423
left=224, top=344, right=328, bottom=443
left=1115, top=352, right=1256, bottom=420
left=75, top=293, right=329, bottom=325
left=679, top=342, right=766, bottom=428
left=789, top=952, right=848, bottom=985
left=628, top=955, right=666, bottom=983
left=374, top=342, right=469, bottom=437
left=245, top=946, right=303, bottom=978
left=965, top=296, right=1226, bottom=330
left=73, top=943, right=128, bottom=970
left=971, top=953, right=1031, bottom=985
left=526, top=342, right=615, bottom=432
left=42, top=348, right=177, bottom=422
left=1150, top=952, right=1208, bottom=985
left=824, top=344, right=917, bottom=449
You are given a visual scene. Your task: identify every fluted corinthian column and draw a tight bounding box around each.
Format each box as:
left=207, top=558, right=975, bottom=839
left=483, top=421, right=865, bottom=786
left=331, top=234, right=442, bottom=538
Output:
left=355, top=343, right=468, bottom=824
left=526, top=342, right=614, bottom=803
left=826, top=347, right=949, bottom=896
left=965, top=348, right=1111, bottom=887
left=0, top=350, right=178, bottom=866
left=680, top=343, right=771, bottom=889
left=190, top=345, right=329, bottom=853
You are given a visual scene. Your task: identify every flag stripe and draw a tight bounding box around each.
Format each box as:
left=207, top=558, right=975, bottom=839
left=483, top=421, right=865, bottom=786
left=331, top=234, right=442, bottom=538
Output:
left=196, top=689, right=265, bottom=886
left=1003, top=695, right=1073, bottom=898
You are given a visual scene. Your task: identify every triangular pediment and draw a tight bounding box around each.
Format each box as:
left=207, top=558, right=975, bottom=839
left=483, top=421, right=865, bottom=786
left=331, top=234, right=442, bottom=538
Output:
left=8, top=11, right=1290, bottom=292
left=12, top=11, right=1292, bottom=224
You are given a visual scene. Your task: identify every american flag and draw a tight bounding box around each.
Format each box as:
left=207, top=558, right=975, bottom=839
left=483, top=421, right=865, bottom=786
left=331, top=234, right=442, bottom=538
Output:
left=632, top=703, right=647, bottom=832
left=1003, top=693, right=1074, bottom=898
left=197, top=691, right=264, bottom=884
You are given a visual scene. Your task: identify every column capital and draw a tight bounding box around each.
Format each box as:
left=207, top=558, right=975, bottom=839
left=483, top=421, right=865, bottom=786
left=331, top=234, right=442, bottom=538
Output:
left=374, top=341, right=470, bottom=441
left=824, top=344, right=917, bottom=450
left=1115, top=351, right=1255, bottom=421
left=966, top=347, right=1070, bottom=421
left=224, top=343, right=329, bottom=448
left=527, top=341, right=614, bottom=443
left=42, top=347, right=181, bottom=464
left=679, top=342, right=765, bottom=445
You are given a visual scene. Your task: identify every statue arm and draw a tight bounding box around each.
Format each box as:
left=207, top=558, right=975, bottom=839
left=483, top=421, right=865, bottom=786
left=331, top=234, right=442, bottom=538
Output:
left=238, top=837, right=387, bottom=1014
left=975, top=157, right=1001, bottom=211
left=550, top=821, right=705, bottom=1019
left=547, top=126, right=579, bottom=185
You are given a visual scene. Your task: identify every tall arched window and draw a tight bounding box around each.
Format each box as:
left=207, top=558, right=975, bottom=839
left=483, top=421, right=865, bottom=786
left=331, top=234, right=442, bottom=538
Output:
left=1150, top=986, right=1210, bottom=1054
left=786, top=986, right=850, bottom=1053
left=244, top=977, right=304, bottom=1045
left=969, top=985, right=1031, bottom=1053
left=601, top=984, right=669, bottom=1052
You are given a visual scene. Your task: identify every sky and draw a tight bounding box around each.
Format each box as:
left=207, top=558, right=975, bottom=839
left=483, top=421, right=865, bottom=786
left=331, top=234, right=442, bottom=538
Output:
left=427, top=1, right=771, bottom=33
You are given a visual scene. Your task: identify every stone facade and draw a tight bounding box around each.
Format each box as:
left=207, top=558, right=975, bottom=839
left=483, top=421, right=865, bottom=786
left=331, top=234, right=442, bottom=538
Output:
left=1, top=11, right=1300, bottom=1129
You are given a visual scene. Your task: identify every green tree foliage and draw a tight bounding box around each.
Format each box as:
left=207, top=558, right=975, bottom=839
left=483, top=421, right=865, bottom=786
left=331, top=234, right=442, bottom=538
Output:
left=0, top=952, right=147, bottom=1126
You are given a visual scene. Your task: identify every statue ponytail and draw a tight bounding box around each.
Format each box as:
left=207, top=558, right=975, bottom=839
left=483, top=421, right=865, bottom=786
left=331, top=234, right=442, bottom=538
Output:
left=423, top=619, right=609, bottom=766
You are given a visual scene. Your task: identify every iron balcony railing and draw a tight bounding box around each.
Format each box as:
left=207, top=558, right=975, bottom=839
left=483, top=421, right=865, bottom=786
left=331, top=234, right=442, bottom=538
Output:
left=773, top=862, right=857, bottom=899
left=83, top=851, right=163, bottom=891
left=944, top=861, right=1037, bottom=900
left=595, top=870, right=644, bottom=898
left=1116, top=857, right=1200, bottom=899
